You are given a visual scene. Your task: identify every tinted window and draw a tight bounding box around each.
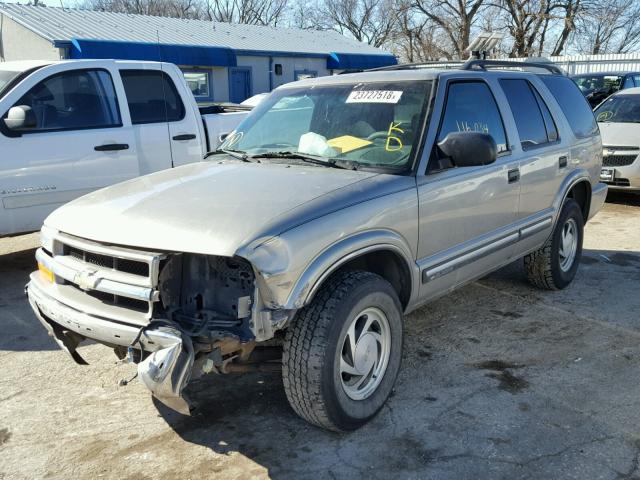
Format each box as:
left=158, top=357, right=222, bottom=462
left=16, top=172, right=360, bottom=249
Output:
left=7, top=69, right=120, bottom=132
left=531, top=87, right=559, bottom=142
left=572, top=74, right=624, bottom=92
left=501, top=79, right=549, bottom=149
left=120, top=70, right=185, bottom=124
left=438, top=81, right=508, bottom=153
left=623, top=76, right=635, bottom=89
left=542, top=76, right=598, bottom=138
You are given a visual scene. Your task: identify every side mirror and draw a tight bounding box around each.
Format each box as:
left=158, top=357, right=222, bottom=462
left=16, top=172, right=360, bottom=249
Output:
left=437, top=131, right=497, bottom=167
left=4, top=105, right=37, bottom=131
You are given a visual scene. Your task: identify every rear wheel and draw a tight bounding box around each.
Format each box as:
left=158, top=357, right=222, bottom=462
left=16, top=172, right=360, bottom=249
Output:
left=524, top=198, right=584, bottom=290
left=282, top=270, right=403, bottom=431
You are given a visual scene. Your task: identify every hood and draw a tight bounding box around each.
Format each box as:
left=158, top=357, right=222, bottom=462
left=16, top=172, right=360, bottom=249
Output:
left=598, top=122, right=640, bottom=148
left=45, top=161, right=381, bottom=256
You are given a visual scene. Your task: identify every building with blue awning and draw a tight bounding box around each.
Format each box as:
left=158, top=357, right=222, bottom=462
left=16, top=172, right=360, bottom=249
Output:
left=0, top=3, right=397, bottom=103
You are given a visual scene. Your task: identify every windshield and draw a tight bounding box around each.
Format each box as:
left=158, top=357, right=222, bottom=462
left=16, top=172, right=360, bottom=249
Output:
left=594, top=95, right=640, bottom=123
left=0, top=70, right=20, bottom=97
left=219, top=80, right=433, bottom=171
left=572, top=75, right=624, bottom=93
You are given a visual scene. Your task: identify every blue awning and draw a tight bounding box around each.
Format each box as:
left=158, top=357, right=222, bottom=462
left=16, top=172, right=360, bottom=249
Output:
left=327, top=52, right=397, bottom=70
left=69, top=38, right=237, bottom=67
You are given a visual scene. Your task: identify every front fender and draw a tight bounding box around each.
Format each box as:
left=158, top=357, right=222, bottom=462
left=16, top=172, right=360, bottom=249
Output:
left=246, top=229, right=418, bottom=311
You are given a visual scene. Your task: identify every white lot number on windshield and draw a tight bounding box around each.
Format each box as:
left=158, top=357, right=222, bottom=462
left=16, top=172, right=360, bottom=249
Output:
left=346, top=90, right=403, bottom=104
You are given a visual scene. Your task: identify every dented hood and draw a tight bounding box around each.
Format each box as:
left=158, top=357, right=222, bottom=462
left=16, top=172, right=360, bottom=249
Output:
left=44, top=160, right=379, bottom=256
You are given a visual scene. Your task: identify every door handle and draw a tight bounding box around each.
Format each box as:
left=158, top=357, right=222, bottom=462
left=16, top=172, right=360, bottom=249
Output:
left=172, top=134, right=196, bottom=141
left=507, top=168, right=520, bottom=184
left=94, top=143, right=129, bottom=151
left=559, top=156, right=568, bottom=168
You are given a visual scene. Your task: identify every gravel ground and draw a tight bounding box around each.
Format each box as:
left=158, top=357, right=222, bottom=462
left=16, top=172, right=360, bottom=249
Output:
left=1, top=192, right=639, bottom=480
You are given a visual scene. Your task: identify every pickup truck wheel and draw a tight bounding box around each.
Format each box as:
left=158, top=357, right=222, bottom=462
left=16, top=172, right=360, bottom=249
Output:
left=282, top=270, right=403, bottom=432
left=524, top=198, right=584, bottom=290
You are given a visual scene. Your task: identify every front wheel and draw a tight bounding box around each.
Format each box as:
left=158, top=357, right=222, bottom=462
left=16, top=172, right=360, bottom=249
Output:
left=524, top=198, right=584, bottom=290
left=282, top=270, right=403, bottom=431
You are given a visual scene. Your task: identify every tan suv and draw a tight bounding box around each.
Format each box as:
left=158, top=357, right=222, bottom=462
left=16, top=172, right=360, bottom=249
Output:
left=27, top=60, right=607, bottom=432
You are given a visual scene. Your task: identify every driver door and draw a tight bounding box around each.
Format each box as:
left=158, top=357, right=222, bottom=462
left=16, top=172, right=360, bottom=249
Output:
left=415, top=77, right=521, bottom=302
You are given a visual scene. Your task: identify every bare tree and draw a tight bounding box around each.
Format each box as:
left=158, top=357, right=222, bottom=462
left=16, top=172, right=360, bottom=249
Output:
left=550, top=0, right=581, bottom=55
left=85, top=0, right=289, bottom=24
left=321, top=0, right=400, bottom=47
left=412, top=0, right=487, bottom=59
left=575, top=0, right=640, bottom=54
left=203, top=0, right=289, bottom=25
left=391, top=2, right=451, bottom=61
left=492, top=0, right=559, bottom=57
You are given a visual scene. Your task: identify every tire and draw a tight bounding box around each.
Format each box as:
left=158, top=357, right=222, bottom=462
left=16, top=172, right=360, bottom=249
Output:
left=524, top=198, right=584, bottom=290
left=282, top=270, right=403, bottom=432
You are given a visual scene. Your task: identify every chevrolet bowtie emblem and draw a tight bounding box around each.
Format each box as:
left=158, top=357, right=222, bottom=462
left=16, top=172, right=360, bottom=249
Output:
left=74, top=269, right=98, bottom=290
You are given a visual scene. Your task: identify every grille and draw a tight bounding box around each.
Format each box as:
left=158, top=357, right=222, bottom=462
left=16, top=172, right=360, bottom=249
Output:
left=64, top=245, right=149, bottom=277
left=602, top=155, right=637, bottom=167
left=86, top=290, right=149, bottom=313
left=604, top=145, right=638, bottom=151
left=606, top=178, right=631, bottom=187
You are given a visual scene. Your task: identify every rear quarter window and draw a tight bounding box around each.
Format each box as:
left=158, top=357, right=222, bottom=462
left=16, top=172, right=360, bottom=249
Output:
left=541, top=76, right=598, bottom=139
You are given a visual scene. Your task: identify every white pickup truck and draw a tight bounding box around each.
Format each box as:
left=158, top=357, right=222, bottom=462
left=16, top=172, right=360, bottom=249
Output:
left=0, top=59, right=250, bottom=236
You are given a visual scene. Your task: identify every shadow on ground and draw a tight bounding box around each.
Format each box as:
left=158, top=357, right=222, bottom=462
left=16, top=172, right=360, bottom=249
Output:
left=606, top=190, right=640, bottom=207
left=0, top=247, right=58, bottom=352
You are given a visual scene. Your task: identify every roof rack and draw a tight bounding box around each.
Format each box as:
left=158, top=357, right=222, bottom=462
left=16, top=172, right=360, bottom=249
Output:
left=462, top=59, right=564, bottom=75
left=366, top=59, right=564, bottom=75
left=366, top=61, right=463, bottom=72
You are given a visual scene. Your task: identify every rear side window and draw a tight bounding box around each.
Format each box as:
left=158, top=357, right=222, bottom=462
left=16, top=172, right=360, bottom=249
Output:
left=7, top=69, right=121, bottom=132
left=541, top=76, right=598, bottom=138
left=437, top=81, right=508, bottom=153
left=500, top=79, right=558, bottom=149
left=120, top=70, right=185, bottom=125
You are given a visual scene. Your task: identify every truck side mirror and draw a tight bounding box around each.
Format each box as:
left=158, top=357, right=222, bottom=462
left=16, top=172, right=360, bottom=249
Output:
left=437, top=131, right=497, bottom=167
left=4, top=105, right=37, bottom=131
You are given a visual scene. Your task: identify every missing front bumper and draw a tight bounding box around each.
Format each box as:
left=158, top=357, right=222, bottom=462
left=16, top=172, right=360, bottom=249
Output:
left=27, top=277, right=196, bottom=415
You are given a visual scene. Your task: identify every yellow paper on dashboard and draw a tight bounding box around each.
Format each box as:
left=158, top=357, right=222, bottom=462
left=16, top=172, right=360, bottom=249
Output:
left=327, top=135, right=373, bottom=153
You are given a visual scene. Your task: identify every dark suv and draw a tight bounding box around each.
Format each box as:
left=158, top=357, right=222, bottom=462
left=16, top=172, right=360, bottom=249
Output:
left=572, top=71, right=640, bottom=107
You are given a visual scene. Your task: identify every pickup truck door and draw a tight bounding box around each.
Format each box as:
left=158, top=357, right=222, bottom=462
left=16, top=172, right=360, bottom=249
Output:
left=415, top=77, right=521, bottom=303
left=117, top=67, right=204, bottom=172
left=0, top=62, right=138, bottom=236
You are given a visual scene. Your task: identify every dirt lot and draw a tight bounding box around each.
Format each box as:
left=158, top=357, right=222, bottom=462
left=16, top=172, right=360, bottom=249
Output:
left=1, top=193, right=639, bottom=480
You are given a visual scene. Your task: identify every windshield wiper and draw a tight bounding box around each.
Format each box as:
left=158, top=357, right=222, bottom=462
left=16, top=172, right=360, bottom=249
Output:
left=205, top=148, right=256, bottom=162
left=249, top=151, right=359, bottom=170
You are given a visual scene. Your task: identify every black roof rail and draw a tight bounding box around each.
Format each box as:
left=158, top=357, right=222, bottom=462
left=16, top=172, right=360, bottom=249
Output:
left=366, top=61, right=463, bottom=72
left=365, top=59, right=564, bottom=75
left=462, top=59, right=564, bottom=75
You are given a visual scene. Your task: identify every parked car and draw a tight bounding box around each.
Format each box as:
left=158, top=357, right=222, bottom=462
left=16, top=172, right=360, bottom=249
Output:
left=572, top=71, right=640, bottom=108
left=27, top=60, right=607, bottom=432
left=0, top=59, right=249, bottom=237
left=593, top=87, right=640, bottom=191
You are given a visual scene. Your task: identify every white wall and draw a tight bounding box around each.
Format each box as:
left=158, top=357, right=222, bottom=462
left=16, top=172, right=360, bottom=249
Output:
left=0, top=15, right=60, bottom=62
left=211, top=66, right=229, bottom=102
left=271, top=56, right=330, bottom=88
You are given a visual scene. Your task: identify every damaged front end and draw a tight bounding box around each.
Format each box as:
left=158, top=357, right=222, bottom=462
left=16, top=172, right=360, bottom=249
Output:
left=27, top=230, right=291, bottom=415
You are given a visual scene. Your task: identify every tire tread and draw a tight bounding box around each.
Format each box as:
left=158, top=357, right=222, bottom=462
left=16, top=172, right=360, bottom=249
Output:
left=282, top=270, right=380, bottom=431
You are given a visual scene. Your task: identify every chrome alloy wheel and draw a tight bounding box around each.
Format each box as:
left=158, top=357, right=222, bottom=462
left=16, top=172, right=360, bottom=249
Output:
left=559, top=218, right=578, bottom=272
left=339, top=307, right=391, bottom=401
